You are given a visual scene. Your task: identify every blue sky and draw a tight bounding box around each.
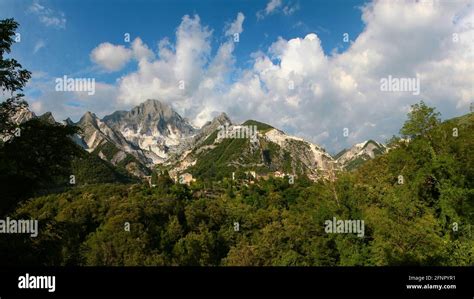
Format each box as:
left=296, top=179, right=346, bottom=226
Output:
left=1, top=0, right=366, bottom=83
left=0, top=0, right=472, bottom=153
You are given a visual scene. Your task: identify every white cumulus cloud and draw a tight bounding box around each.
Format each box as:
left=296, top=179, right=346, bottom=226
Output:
left=90, top=43, right=133, bottom=72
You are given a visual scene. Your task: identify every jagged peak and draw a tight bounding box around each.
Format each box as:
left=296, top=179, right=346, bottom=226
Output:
left=216, top=112, right=231, bottom=122
left=143, top=99, right=165, bottom=105
left=79, top=111, right=99, bottom=124
left=335, top=139, right=387, bottom=170
left=200, top=112, right=232, bottom=129
left=134, top=99, right=173, bottom=116
left=38, top=111, right=56, bottom=124
left=212, top=112, right=232, bottom=126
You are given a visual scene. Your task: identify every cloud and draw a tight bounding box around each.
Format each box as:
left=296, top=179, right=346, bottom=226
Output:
left=225, top=12, right=245, bottom=36
left=28, top=1, right=66, bottom=29
left=131, top=37, right=155, bottom=61
left=257, top=0, right=299, bottom=19
left=33, top=39, right=45, bottom=54
left=90, top=43, right=133, bottom=72
left=282, top=2, right=299, bottom=15
left=29, top=100, right=43, bottom=114
left=90, top=37, right=156, bottom=72
left=26, top=73, right=121, bottom=121
left=263, top=0, right=282, bottom=16
left=116, top=15, right=214, bottom=110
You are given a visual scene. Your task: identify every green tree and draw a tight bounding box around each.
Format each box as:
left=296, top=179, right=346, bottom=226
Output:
left=0, top=18, right=31, bottom=139
left=0, top=119, right=82, bottom=215
left=0, top=18, right=83, bottom=215
left=400, top=101, right=441, bottom=141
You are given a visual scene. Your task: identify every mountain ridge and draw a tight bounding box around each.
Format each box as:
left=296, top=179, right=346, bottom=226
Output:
left=14, top=99, right=388, bottom=180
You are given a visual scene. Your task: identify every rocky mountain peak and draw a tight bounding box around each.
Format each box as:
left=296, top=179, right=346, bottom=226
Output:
left=38, top=112, right=56, bottom=124
left=136, top=99, right=174, bottom=117
left=202, top=112, right=232, bottom=129
left=103, top=99, right=194, bottom=134
left=335, top=139, right=386, bottom=170
left=79, top=111, right=98, bottom=123
left=100, top=99, right=197, bottom=163
left=213, top=112, right=232, bottom=125
left=10, top=106, right=36, bottom=124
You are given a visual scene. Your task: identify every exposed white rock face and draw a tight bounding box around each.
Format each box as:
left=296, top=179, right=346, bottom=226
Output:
left=71, top=100, right=231, bottom=169
left=0, top=106, right=35, bottom=142
left=165, top=122, right=338, bottom=181
left=336, top=140, right=386, bottom=169
left=11, top=108, right=36, bottom=124
left=76, top=111, right=149, bottom=163
left=264, top=128, right=334, bottom=171
left=102, top=99, right=197, bottom=163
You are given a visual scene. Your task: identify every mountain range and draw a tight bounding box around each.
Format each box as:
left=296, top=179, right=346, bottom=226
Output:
left=13, top=99, right=387, bottom=181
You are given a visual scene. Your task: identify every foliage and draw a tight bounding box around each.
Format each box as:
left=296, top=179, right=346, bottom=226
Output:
left=0, top=18, right=32, bottom=139
left=400, top=101, right=441, bottom=140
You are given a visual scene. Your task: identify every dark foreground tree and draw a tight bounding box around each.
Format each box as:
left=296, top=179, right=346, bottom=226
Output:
left=0, top=19, right=82, bottom=215
left=0, top=18, right=31, bottom=139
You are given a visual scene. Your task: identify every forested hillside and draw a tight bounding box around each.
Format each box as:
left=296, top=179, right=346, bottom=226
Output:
left=1, top=104, right=472, bottom=266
